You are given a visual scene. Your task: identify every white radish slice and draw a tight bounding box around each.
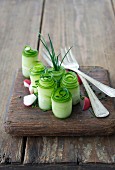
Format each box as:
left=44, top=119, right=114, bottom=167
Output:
left=23, top=94, right=37, bottom=106
left=24, top=79, right=31, bottom=88
left=29, top=84, right=34, bottom=94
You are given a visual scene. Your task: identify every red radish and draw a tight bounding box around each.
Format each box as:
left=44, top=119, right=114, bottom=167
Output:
left=80, top=96, right=91, bottom=111
left=66, top=69, right=69, bottom=72
left=23, top=94, right=36, bottom=106
left=24, top=79, right=31, bottom=88
left=29, top=84, right=34, bottom=94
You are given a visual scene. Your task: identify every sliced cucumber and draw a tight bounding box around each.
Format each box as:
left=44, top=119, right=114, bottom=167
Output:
left=60, top=71, right=80, bottom=105
left=37, top=73, right=56, bottom=111
left=51, top=87, right=72, bottom=118
left=22, top=45, right=38, bottom=78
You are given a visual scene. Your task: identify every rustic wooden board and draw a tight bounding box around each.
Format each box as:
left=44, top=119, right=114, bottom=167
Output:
left=0, top=0, right=43, bottom=164
left=4, top=66, right=115, bottom=136
left=24, top=136, right=115, bottom=164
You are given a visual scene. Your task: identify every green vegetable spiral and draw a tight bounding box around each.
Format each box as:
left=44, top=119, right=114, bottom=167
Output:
left=22, top=46, right=38, bottom=78
left=30, top=62, right=45, bottom=93
left=38, top=73, right=56, bottom=111
left=60, top=71, right=79, bottom=88
left=60, top=71, right=80, bottom=105
left=51, top=87, right=72, bottom=103
left=22, top=46, right=38, bottom=57
left=47, top=66, right=65, bottom=82
left=51, top=87, right=72, bottom=118
left=30, top=62, right=45, bottom=76
left=38, top=73, right=56, bottom=89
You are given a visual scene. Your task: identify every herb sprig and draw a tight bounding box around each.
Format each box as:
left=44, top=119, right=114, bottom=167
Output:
left=38, top=33, right=72, bottom=71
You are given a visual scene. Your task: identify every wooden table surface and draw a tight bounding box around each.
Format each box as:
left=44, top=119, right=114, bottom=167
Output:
left=0, top=0, right=115, bottom=169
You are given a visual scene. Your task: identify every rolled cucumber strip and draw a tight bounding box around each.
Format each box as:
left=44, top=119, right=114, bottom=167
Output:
left=37, top=73, right=56, bottom=111
left=30, top=62, right=45, bottom=93
left=47, top=66, right=65, bottom=85
left=60, top=71, right=80, bottom=105
left=51, top=87, right=72, bottom=119
left=22, top=45, right=38, bottom=78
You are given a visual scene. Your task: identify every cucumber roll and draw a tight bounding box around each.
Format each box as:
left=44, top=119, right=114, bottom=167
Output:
left=60, top=71, right=80, bottom=105
left=30, top=62, right=45, bottom=93
left=22, top=46, right=38, bottom=78
left=47, top=66, right=66, bottom=86
left=37, top=73, right=56, bottom=111
left=51, top=87, right=72, bottom=119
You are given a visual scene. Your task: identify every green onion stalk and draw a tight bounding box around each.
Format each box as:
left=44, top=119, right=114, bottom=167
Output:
left=37, top=73, right=56, bottom=111
left=22, top=45, right=38, bottom=78
left=30, top=62, right=45, bottom=93
left=38, top=33, right=72, bottom=84
left=51, top=87, right=72, bottom=119
left=60, top=71, right=80, bottom=105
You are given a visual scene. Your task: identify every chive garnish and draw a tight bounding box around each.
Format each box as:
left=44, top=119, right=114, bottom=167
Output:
left=38, top=33, right=72, bottom=71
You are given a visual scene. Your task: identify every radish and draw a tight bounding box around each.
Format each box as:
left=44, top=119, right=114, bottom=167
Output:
left=80, top=96, right=91, bottom=111
left=23, top=94, right=37, bottom=106
left=29, top=84, right=34, bottom=94
left=24, top=79, right=31, bottom=88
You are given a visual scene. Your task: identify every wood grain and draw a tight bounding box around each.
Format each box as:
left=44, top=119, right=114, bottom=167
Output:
left=112, top=0, right=115, bottom=15
left=24, top=136, right=115, bottom=164
left=0, top=164, right=115, bottom=170
left=39, top=0, right=115, bottom=87
left=4, top=67, right=115, bottom=136
left=25, top=0, right=115, bottom=164
left=0, top=0, right=43, bottom=164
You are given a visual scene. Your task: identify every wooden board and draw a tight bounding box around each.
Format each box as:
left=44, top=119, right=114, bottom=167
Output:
left=4, top=66, right=115, bottom=136
left=0, top=0, right=43, bottom=164
left=24, top=136, right=115, bottom=164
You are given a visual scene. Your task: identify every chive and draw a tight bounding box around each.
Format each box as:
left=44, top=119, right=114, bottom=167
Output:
left=38, top=33, right=73, bottom=71
left=60, top=46, right=73, bottom=67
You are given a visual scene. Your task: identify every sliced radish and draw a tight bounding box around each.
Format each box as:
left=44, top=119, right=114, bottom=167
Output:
left=23, top=94, right=37, bottom=106
left=29, top=84, right=34, bottom=94
left=24, top=79, right=31, bottom=88
left=80, top=96, right=91, bottom=111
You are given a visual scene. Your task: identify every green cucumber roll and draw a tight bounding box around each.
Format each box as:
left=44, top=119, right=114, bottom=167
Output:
left=22, top=46, right=38, bottom=78
left=37, top=73, right=56, bottom=111
left=51, top=87, right=72, bottom=119
left=47, top=66, right=66, bottom=85
left=30, top=62, right=45, bottom=93
left=60, top=71, right=80, bottom=105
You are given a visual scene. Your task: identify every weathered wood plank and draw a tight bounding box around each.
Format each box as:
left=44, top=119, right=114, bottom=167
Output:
left=0, top=164, right=115, bottom=170
left=112, top=0, right=115, bottom=15
left=24, top=0, right=115, bottom=164
left=24, top=137, right=80, bottom=164
left=5, top=67, right=115, bottom=136
left=24, top=136, right=115, bottom=164
left=39, top=0, right=115, bottom=87
left=0, top=0, right=43, bottom=164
